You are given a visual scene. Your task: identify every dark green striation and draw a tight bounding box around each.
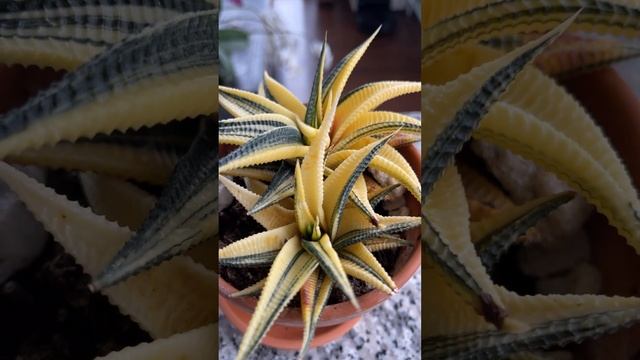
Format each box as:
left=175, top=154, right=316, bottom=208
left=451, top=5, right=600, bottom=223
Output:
left=424, top=217, right=506, bottom=329
left=219, top=118, right=291, bottom=139
left=333, top=218, right=419, bottom=250
left=424, top=307, right=640, bottom=360
left=220, top=251, right=279, bottom=267
left=0, top=0, right=215, bottom=46
left=92, top=118, right=218, bottom=290
left=422, top=21, right=562, bottom=198
left=328, top=135, right=393, bottom=238
left=475, top=192, right=575, bottom=271
left=249, top=161, right=294, bottom=215
left=369, top=183, right=401, bottom=208
left=423, top=0, right=640, bottom=64
left=0, top=9, right=218, bottom=140
left=219, top=126, right=303, bottom=168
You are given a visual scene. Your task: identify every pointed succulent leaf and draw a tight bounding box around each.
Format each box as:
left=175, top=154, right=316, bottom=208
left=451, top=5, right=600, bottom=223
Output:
left=326, top=143, right=420, bottom=201
left=323, top=134, right=393, bottom=239
left=536, top=36, right=640, bottom=77
left=0, top=0, right=215, bottom=70
left=264, top=71, right=306, bottom=119
left=0, top=162, right=215, bottom=338
left=348, top=175, right=380, bottom=225
left=221, top=163, right=279, bottom=182
left=322, top=26, right=380, bottom=103
left=423, top=0, right=640, bottom=65
left=8, top=141, right=179, bottom=185
left=249, top=162, right=295, bottom=214
left=219, top=114, right=297, bottom=142
left=0, top=10, right=218, bottom=160
left=304, top=38, right=327, bottom=127
left=219, top=126, right=307, bottom=172
left=341, top=258, right=393, bottom=295
left=426, top=288, right=640, bottom=360
left=219, top=224, right=297, bottom=267
left=301, top=90, right=339, bottom=226
left=365, top=235, right=412, bottom=252
left=340, top=242, right=396, bottom=292
left=301, top=234, right=359, bottom=309
left=299, top=270, right=333, bottom=358
left=236, top=236, right=318, bottom=360
left=424, top=165, right=506, bottom=328
left=230, top=278, right=267, bottom=298
left=334, top=82, right=420, bottom=140
left=92, top=122, right=218, bottom=290
left=369, top=183, right=401, bottom=208
left=472, top=191, right=575, bottom=270
left=332, top=111, right=421, bottom=151
left=428, top=42, right=640, bottom=204
left=79, top=172, right=156, bottom=231
left=294, top=161, right=316, bottom=237
left=219, top=175, right=294, bottom=230
left=474, top=101, right=640, bottom=252
left=422, top=14, right=575, bottom=197
left=334, top=215, right=420, bottom=250
left=219, top=86, right=297, bottom=119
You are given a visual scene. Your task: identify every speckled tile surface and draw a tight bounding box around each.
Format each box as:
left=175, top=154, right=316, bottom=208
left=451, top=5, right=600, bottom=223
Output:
left=218, top=271, right=421, bottom=360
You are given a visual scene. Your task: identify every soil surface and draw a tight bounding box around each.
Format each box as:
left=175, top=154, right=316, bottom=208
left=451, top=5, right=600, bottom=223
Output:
left=0, top=170, right=151, bottom=359
left=219, top=197, right=401, bottom=306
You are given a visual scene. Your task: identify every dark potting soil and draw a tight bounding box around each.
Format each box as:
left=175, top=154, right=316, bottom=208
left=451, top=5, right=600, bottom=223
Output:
left=0, top=170, right=151, bottom=359
left=219, top=199, right=401, bottom=307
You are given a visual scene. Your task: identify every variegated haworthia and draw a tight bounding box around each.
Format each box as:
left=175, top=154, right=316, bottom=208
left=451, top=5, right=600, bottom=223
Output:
left=218, top=30, right=421, bottom=360
left=0, top=4, right=218, bottom=359
left=424, top=1, right=640, bottom=359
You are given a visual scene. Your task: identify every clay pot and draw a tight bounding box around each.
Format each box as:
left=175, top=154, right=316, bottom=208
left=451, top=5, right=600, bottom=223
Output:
left=562, top=67, right=640, bottom=359
left=218, top=143, right=421, bottom=350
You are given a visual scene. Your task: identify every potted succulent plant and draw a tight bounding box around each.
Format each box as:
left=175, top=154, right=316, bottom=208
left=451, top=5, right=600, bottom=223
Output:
left=217, top=30, right=421, bottom=359
left=0, top=2, right=219, bottom=359
left=423, top=1, right=640, bottom=359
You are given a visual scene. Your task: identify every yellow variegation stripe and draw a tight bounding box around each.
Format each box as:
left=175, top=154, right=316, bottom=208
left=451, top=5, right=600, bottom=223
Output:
left=219, top=224, right=297, bottom=266
left=299, top=271, right=332, bottom=359
left=264, top=71, right=306, bottom=119
left=0, top=162, right=215, bottom=338
left=323, top=135, right=391, bottom=238
left=424, top=165, right=507, bottom=324
left=341, top=258, right=393, bottom=295
left=219, top=86, right=297, bottom=119
left=474, top=102, right=640, bottom=251
left=9, top=141, right=178, bottom=185
left=236, top=236, right=318, bottom=360
left=219, top=175, right=294, bottom=230
left=333, top=111, right=421, bottom=150
left=365, top=235, right=411, bottom=252
left=423, top=0, right=640, bottom=66
left=322, top=27, right=380, bottom=105
left=230, top=278, right=267, bottom=298
left=0, top=69, right=217, bottom=160
left=219, top=144, right=308, bottom=173
left=301, top=234, right=358, bottom=308
left=326, top=147, right=420, bottom=201
left=294, top=161, right=315, bottom=236
left=301, top=91, right=338, bottom=227
left=334, top=82, right=420, bottom=141
left=341, top=242, right=396, bottom=291
left=79, top=172, right=155, bottom=231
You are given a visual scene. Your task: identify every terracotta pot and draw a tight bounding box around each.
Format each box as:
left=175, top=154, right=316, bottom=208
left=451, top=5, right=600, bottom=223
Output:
left=561, top=68, right=640, bottom=359
left=218, top=143, right=422, bottom=350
